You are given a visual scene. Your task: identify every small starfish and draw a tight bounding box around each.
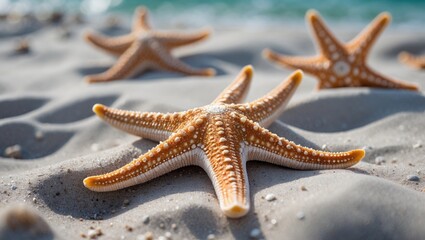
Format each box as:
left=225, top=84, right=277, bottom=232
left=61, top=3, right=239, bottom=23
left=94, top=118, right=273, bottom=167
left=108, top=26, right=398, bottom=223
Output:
left=84, top=66, right=365, bottom=218
left=84, top=7, right=215, bottom=83
left=263, top=10, right=418, bottom=91
left=399, top=52, right=425, bottom=69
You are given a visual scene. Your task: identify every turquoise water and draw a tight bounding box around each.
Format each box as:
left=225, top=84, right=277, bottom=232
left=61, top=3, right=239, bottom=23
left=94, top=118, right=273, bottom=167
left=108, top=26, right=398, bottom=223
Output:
left=2, top=0, right=425, bottom=26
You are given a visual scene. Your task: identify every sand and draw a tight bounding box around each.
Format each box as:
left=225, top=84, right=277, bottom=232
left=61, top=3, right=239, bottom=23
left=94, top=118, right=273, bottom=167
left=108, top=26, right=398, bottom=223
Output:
left=0, top=17, right=425, bottom=240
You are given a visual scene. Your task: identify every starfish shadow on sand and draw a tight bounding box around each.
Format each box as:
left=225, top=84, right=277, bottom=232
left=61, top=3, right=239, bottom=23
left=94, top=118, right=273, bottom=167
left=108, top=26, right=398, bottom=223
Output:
left=0, top=97, right=49, bottom=119
left=383, top=40, right=425, bottom=59
left=76, top=54, right=224, bottom=82
left=0, top=122, right=74, bottom=160
left=37, top=95, right=118, bottom=124
left=280, top=89, right=425, bottom=133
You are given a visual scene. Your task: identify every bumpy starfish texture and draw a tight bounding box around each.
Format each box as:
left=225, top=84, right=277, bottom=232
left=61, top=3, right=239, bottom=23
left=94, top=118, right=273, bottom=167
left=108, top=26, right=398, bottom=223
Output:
left=84, top=7, right=215, bottom=83
left=399, top=52, right=425, bottom=69
left=263, top=10, right=418, bottom=91
left=84, top=66, right=365, bottom=218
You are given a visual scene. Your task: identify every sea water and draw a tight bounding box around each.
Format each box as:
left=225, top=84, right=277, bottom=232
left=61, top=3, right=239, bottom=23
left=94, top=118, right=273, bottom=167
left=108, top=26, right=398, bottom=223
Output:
left=1, top=0, right=424, bottom=27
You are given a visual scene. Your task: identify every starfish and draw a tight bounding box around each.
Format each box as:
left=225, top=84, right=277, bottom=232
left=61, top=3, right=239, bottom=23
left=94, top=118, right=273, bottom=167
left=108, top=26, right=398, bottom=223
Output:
left=83, top=66, right=365, bottom=218
left=399, top=52, right=425, bottom=69
left=84, top=7, right=215, bottom=83
left=263, top=10, right=419, bottom=91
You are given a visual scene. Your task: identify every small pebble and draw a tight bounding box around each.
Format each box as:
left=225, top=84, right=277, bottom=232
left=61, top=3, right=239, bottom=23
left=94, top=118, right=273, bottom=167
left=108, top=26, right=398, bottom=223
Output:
left=10, top=185, right=17, bottom=190
left=270, top=219, right=277, bottom=225
left=407, top=175, right=420, bottom=182
left=296, top=211, right=305, bottom=220
left=165, top=232, right=172, bottom=239
left=171, top=223, right=177, bottom=231
left=137, top=232, right=154, bottom=240
left=300, top=185, right=307, bottom=191
left=145, top=232, right=154, bottom=240
left=142, top=215, right=150, bottom=224
left=14, top=39, right=30, bottom=54
left=374, top=156, right=385, bottom=165
left=91, top=143, right=100, bottom=152
left=35, top=130, right=44, bottom=141
left=249, top=228, right=261, bottom=238
left=2, top=205, right=52, bottom=235
left=125, top=225, right=133, bottom=232
left=413, top=142, right=422, bottom=149
left=265, top=193, right=276, bottom=202
left=32, top=197, right=37, bottom=203
left=207, top=234, right=216, bottom=240
left=159, top=223, right=165, bottom=229
left=4, top=145, right=22, bottom=159
left=87, top=229, right=97, bottom=239
left=158, top=236, right=167, bottom=240
left=321, top=144, right=327, bottom=150
left=123, top=199, right=130, bottom=206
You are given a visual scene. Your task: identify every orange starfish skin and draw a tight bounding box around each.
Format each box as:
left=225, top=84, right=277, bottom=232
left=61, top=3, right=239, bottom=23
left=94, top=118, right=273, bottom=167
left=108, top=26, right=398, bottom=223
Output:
left=263, top=10, right=418, bottom=91
left=84, top=7, right=215, bottom=83
left=84, top=66, right=365, bottom=218
left=399, top=52, right=425, bottom=69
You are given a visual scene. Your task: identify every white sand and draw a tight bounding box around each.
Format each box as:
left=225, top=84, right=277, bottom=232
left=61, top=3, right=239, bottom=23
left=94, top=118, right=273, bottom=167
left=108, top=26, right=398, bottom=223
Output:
left=0, top=20, right=425, bottom=239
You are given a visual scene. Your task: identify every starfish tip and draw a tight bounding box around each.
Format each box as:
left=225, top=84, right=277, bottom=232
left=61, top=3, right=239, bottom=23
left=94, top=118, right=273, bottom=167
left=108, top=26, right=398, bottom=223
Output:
left=262, top=48, right=272, bottom=58
left=242, top=65, right=254, bottom=79
left=306, top=9, right=320, bottom=22
left=352, top=149, right=366, bottom=163
left=379, top=12, right=391, bottom=23
left=82, top=30, right=96, bottom=43
left=398, top=51, right=409, bottom=61
left=408, top=84, right=420, bottom=91
left=83, top=177, right=96, bottom=189
left=93, top=104, right=106, bottom=117
left=84, top=76, right=96, bottom=83
left=200, top=28, right=213, bottom=38
left=205, top=68, right=216, bottom=76
left=136, top=6, right=148, bottom=15
left=222, top=203, right=249, bottom=218
left=292, top=70, right=304, bottom=85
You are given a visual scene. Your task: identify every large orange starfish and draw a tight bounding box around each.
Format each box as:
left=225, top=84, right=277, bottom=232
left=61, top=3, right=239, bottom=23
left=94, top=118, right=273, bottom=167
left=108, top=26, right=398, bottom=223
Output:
left=84, top=66, right=365, bottom=218
left=84, top=7, right=215, bottom=83
left=399, top=52, right=425, bottom=69
left=263, top=10, right=418, bottom=91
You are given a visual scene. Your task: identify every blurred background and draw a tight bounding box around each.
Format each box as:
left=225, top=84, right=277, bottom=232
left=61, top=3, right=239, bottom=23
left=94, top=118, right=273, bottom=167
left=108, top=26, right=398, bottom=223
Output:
left=1, top=0, right=425, bottom=29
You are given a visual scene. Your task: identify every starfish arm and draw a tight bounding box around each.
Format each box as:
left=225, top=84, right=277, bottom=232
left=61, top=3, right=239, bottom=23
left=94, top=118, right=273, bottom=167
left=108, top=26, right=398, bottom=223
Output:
left=84, top=31, right=135, bottom=56
left=348, top=12, right=390, bottom=59
left=132, top=7, right=151, bottom=32
left=360, top=66, right=419, bottom=91
left=399, top=52, right=425, bottom=69
left=199, top=122, right=250, bottom=218
left=85, top=41, right=146, bottom=83
left=92, top=104, right=188, bottom=141
left=155, top=29, right=211, bottom=50
left=212, top=65, right=253, bottom=104
left=84, top=125, right=202, bottom=192
left=306, top=10, right=346, bottom=58
left=232, top=70, right=302, bottom=127
left=150, top=41, right=216, bottom=76
left=240, top=119, right=365, bottom=169
left=263, top=49, right=324, bottom=75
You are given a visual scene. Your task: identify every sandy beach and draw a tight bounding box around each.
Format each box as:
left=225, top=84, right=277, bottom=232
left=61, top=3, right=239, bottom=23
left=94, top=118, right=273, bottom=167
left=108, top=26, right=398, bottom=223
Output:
left=1, top=14, right=425, bottom=239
